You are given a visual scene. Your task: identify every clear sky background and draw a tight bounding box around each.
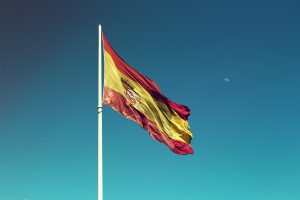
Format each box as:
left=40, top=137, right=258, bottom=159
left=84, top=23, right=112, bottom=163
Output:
left=1, top=0, right=300, bottom=200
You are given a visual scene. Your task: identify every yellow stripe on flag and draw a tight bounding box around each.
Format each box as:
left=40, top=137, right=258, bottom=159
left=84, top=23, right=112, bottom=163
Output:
left=104, top=49, right=192, bottom=144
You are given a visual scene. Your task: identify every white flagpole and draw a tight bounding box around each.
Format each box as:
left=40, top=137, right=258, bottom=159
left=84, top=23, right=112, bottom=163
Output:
left=98, top=24, right=103, bottom=200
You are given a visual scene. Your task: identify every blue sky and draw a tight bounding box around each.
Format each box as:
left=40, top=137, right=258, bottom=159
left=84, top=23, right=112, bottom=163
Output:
left=1, top=0, right=300, bottom=199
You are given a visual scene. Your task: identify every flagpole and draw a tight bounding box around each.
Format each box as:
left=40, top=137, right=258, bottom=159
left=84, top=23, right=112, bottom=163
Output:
left=98, top=24, right=103, bottom=200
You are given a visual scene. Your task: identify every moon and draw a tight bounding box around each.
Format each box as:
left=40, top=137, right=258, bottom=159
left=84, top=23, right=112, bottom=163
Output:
left=224, top=77, right=230, bottom=82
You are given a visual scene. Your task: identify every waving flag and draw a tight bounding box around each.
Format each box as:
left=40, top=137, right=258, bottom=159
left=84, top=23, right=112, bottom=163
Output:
left=102, top=34, right=193, bottom=155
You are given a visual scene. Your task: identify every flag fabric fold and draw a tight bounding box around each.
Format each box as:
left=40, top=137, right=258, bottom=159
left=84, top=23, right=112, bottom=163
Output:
left=102, top=33, right=194, bottom=155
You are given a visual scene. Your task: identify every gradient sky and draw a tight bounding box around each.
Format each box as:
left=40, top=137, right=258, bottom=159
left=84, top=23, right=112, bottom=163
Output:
left=1, top=0, right=300, bottom=200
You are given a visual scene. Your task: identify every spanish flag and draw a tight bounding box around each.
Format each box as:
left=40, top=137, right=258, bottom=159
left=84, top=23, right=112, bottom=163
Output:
left=102, top=34, right=194, bottom=155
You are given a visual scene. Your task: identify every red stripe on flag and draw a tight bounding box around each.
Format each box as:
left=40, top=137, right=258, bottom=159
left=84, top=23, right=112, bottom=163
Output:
left=102, top=34, right=191, bottom=121
left=103, top=87, right=194, bottom=155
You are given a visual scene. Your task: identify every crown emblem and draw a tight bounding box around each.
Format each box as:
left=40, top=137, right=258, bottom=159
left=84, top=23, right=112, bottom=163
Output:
left=121, top=78, right=142, bottom=105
